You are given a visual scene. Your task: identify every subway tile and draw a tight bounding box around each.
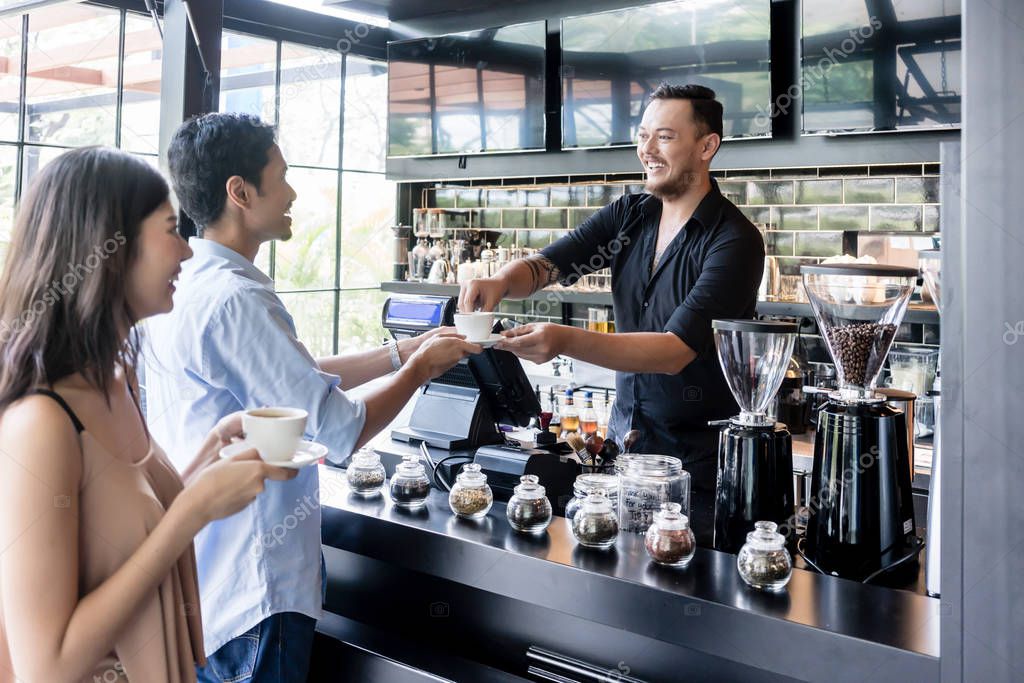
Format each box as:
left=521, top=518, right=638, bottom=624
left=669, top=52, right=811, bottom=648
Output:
left=478, top=208, right=502, bottom=230
left=741, top=206, right=771, bottom=227
left=844, top=178, right=894, bottom=203
left=924, top=204, right=940, bottom=232
left=587, top=184, right=624, bottom=207
left=795, top=231, right=844, bottom=257
left=894, top=322, right=919, bottom=343
left=796, top=179, right=843, bottom=204
left=726, top=169, right=771, bottom=179
left=494, top=231, right=516, bottom=248
left=746, top=180, right=794, bottom=205
left=776, top=256, right=815, bottom=277
left=896, top=176, right=939, bottom=203
left=923, top=324, right=940, bottom=345
left=502, top=209, right=532, bottom=229
left=535, top=208, right=568, bottom=229
left=498, top=300, right=528, bottom=315
left=870, top=205, right=923, bottom=232
left=819, top=205, right=869, bottom=230
left=777, top=206, right=819, bottom=230
left=818, top=165, right=870, bottom=178
left=571, top=207, right=599, bottom=226
left=870, top=164, right=923, bottom=176
left=524, top=188, right=550, bottom=207
left=718, top=180, right=748, bottom=205
left=549, top=185, right=586, bottom=207
left=763, top=231, right=795, bottom=256
left=433, top=188, right=456, bottom=208
left=456, top=188, right=482, bottom=208
left=488, top=188, right=524, bottom=208
left=526, top=230, right=552, bottom=249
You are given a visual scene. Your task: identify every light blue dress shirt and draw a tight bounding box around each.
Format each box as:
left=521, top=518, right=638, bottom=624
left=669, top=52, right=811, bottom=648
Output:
left=143, top=237, right=366, bottom=656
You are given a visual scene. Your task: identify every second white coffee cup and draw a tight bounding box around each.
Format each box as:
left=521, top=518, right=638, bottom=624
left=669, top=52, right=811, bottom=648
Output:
left=242, top=407, right=308, bottom=462
left=453, top=312, right=495, bottom=341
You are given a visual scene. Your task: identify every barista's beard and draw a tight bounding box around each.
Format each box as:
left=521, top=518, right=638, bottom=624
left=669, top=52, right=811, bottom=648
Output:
left=645, top=170, right=701, bottom=201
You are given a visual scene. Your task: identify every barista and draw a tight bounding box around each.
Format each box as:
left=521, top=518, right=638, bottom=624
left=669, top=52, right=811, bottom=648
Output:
left=459, top=84, right=764, bottom=538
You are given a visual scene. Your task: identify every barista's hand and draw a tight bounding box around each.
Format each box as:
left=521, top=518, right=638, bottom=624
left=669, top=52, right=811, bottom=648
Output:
left=495, top=323, right=574, bottom=364
left=458, top=276, right=508, bottom=313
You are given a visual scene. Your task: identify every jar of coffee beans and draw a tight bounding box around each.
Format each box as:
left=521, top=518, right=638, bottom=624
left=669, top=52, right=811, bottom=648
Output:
left=736, top=521, right=792, bottom=591
left=449, top=463, right=493, bottom=519
left=571, top=490, right=618, bottom=549
left=644, top=502, right=695, bottom=567
left=346, top=448, right=386, bottom=496
left=389, top=455, right=431, bottom=509
left=506, top=475, right=553, bottom=533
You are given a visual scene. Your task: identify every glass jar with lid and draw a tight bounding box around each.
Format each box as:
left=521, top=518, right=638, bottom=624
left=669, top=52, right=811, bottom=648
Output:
left=449, top=463, right=493, bottom=519
left=346, top=448, right=386, bottom=496
left=571, top=490, right=618, bottom=549
left=564, top=473, right=619, bottom=522
left=736, top=521, right=792, bottom=591
left=389, top=455, right=431, bottom=509
left=644, top=502, right=696, bottom=567
left=618, top=454, right=690, bottom=535
left=506, top=475, right=553, bottom=533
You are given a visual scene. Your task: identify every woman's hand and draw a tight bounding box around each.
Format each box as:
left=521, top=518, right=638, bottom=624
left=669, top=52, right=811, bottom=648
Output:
left=181, top=411, right=246, bottom=483
left=180, top=448, right=297, bottom=527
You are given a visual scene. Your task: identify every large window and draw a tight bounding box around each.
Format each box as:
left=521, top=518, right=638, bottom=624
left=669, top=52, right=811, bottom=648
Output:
left=220, top=32, right=392, bottom=357
left=0, top=4, right=162, bottom=263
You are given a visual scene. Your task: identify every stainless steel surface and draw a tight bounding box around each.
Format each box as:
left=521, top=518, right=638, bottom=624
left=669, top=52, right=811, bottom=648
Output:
left=319, top=464, right=940, bottom=682
left=926, top=393, right=941, bottom=597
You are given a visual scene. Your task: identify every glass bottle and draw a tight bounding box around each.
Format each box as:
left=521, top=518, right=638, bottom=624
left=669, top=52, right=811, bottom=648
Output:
left=564, top=473, right=619, bottom=522
left=547, top=387, right=562, bottom=436
left=571, top=490, right=618, bottom=549
left=560, top=389, right=579, bottom=437
left=449, top=463, right=493, bottom=519
left=346, top=448, right=386, bottom=496
left=644, top=502, right=696, bottom=567
left=579, top=391, right=598, bottom=436
left=736, top=521, right=793, bottom=591
left=506, top=475, right=553, bottom=533
left=597, top=389, right=612, bottom=438
left=389, top=455, right=431, bottom=509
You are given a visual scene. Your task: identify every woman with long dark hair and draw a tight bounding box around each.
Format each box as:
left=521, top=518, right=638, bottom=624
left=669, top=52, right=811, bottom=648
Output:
left=0, top=147, right=295, bottom=682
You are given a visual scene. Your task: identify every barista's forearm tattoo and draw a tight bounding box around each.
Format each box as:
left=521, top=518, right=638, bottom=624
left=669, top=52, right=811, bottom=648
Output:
left=523, top=254, right=561, bottom=292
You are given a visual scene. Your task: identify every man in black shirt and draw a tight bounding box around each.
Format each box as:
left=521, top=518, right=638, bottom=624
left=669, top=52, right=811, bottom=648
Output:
left=460, top=84, right=764, bottom=537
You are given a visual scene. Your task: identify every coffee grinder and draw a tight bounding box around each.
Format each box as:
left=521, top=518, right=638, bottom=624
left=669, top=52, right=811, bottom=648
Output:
left=711, top=319, right=798, bottom=554
left=800, top=263, right=923, bottom=582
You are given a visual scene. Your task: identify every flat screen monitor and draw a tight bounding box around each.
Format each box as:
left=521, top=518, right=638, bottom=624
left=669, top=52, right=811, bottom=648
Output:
left=560, top=0, right=772, bottom=150
left=387, top=21, right=546, bottom=157
left=801, top=0, right=961, bottom=134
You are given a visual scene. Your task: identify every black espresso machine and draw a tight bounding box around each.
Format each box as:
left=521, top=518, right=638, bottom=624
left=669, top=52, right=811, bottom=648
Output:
left=379, top=295, right=579, bottom=512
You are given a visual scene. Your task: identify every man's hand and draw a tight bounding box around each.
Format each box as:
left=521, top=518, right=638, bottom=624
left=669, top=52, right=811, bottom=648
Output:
left=495, top=323, right=575, bottom=364
left=458, top=276, right=509, bottom=312
left=398, top=325, right=457, bottom=360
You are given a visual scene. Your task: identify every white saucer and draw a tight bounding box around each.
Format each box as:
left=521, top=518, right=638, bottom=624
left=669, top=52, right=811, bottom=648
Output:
left=469, top=334, right=504, bottom=349
left=219, top=439, right=327, bottom=469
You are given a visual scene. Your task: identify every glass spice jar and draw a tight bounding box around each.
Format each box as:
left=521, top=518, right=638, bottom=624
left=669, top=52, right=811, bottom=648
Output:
left=389, top=455, right=431, bottom=509
left=571, top=490, right=618, bottom=549
left=618, top=454, right=690, bottom=535
left=644, top=502, right=696, bottom=567
left=736, top=521, right=793, bottom=591
left=564, top=473, right=619, bottom=522
left=506, top=475, right=553, bottom=533
left=449, top=463, right=493, bottom=519
left=346, top=448, right=386, bottom=496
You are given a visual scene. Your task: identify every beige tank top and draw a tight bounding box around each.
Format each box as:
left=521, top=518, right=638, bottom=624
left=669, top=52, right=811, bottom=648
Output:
left=0, top=389, right=204, bottom=682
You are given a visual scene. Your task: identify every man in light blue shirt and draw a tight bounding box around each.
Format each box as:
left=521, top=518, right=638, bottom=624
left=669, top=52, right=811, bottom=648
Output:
left=144, top=113, right=478, bottom=682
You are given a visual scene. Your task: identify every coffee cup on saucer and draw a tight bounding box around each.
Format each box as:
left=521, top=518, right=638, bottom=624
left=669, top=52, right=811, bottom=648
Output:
left=453, top=312, right=495, bottom=342
left=242, top=407, right=308, bottom=463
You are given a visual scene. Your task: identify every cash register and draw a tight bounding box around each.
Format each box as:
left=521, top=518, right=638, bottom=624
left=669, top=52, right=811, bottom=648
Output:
left=380, top=295, right=578, bottom=511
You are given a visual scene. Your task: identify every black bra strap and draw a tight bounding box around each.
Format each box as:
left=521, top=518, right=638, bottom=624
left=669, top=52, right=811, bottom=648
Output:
left=33, top=389, right=85, bottom=433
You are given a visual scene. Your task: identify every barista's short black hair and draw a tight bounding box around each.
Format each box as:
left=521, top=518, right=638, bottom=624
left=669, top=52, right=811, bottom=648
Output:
left=167, top=112, right=277, bottom=230
left=648, top=83, right=724, bottom=140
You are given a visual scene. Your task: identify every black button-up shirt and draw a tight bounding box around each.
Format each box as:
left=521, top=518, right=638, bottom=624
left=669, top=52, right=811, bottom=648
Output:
left=542, top=179, right=764, bottom=462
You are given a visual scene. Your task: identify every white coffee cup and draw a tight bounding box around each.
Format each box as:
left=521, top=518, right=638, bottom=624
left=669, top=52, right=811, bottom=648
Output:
left=242, top=407, right=308, bottom=462
left=453, top=312, right=495, bottom=342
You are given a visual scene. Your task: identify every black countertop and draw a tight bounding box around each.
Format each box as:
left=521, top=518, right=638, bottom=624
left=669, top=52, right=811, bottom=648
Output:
left=318, top=463, right=940, bottom=683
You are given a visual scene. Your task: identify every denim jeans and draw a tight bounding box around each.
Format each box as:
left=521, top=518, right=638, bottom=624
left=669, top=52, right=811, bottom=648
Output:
left=195, top=611, right=316, bottom=683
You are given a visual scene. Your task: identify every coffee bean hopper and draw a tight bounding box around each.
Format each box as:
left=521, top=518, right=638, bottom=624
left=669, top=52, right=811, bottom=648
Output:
left=799, top=263, right=923, bottom=582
